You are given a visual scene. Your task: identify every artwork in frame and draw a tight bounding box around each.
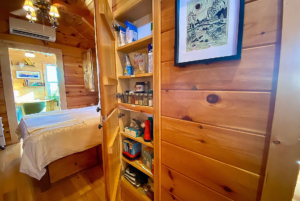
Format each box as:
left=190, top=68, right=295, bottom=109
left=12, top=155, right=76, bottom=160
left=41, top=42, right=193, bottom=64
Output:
left=16, top=71, right=40, bottom=79
left=175, top=0, right=245, bottom=66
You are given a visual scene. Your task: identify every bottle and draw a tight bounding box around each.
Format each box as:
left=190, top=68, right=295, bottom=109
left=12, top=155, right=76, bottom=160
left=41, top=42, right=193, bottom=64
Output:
left=139, top=93, right=144, bottom=105
left=144, top=81, right=150, bottom=93
left=131, top=93, right=135, bottom=105
left=143, top=93, right=148, bottom=106
left=135, top=93, right=139, bottom=105
left=144, top=120, right=151, bottom=142
left=125, top=54, right=132, bottom=75
left=125, top=93, right=128, bottom=103
left=128, top=93, right=132, bottom=104
left=148, top=93, right=153, bottom=107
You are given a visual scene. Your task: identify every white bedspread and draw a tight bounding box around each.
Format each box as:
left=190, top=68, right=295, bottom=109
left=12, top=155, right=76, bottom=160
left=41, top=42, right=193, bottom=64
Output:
left=17, top=106, right=101, bottom=180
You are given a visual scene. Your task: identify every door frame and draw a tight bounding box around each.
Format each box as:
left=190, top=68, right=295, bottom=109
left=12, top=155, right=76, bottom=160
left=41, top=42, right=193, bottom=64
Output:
left=0, top=39, right=67, bottom=144
left=261, top=0, right=300, bottom=200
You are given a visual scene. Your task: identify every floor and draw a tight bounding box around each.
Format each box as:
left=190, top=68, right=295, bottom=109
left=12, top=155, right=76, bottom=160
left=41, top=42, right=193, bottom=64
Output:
left=0, top=143, right=106, bottom=201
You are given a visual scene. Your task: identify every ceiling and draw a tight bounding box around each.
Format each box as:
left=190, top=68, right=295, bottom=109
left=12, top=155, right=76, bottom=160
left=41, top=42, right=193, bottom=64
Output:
left=0, top=0, right=95, bottom=49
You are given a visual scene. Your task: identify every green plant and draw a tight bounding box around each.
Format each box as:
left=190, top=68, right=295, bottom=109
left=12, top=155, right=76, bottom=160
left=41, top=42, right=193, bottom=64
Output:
left=48, top=90, right=59, bottom=103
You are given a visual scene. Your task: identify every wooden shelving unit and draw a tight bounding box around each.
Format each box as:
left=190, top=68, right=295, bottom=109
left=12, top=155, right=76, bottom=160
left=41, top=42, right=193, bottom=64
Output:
left=122, top=156, right=153, bottom=179
left=114, top=0, right=152, bottom=23
left=121, top=132, right=154, bottom=148
left=121, top=176, right=151, bottom=201
left=117, top=35, right=153, bottom=53
left=118, top=73, right=153, bottom=79
left=118, top=103, right=154, bottom=115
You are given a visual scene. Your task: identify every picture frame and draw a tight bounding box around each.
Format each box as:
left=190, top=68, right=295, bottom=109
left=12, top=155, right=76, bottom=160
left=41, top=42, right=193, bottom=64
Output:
left=175, top=0, right=245, bottom=66
left=16, top=71, right=40, bottom=79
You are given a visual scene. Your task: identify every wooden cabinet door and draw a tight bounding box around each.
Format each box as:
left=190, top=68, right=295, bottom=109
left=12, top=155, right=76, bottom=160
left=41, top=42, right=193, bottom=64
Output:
left=94, top=0, right=121, bottom=201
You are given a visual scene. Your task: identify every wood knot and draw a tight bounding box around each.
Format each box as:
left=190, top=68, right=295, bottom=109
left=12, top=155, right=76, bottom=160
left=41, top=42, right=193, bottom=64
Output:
left=182, top=116, right=193, bottom=121
left=192, top=86, right=197, bottom=90
left=199, top=125, right=203, bottom=129
left=261, top=32, right=265, bottom=35
left=207, top=94, right=219, bottom=104
left=223, top=186, right=233, bottom=192
left=166, top=89, right=169, bottom=92
left=168, top=170, right=174, bottom=180
left=171, top=194, right=176, bottom=200
left=169, top=187, right=174, bottom=193
left=199, top=140, right=206, bottom=144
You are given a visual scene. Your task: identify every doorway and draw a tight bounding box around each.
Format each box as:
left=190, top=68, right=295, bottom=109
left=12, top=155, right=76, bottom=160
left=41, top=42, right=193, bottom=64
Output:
left=0, top=40, right=67, bottom=143
left=9, top=49, right=61, bottom=122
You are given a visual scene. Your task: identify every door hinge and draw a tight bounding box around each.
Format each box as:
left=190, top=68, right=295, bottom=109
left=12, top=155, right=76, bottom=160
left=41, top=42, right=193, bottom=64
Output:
left=98, top=124, right=102, bottom=129
left=118, top=113, right=125, bottom=119
left=116, top=93, right=121, bottom=99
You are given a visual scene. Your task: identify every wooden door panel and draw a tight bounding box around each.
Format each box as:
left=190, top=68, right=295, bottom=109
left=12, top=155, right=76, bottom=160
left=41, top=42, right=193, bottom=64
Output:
left=161, top=90, right=271, bottom=134
left=161, top=165, right=231, bottom=201
left=162, top=142, right=261, bottom=201
left=162, top=116, right=265, bottom=174
left=161, top=45, right=276, bottom=91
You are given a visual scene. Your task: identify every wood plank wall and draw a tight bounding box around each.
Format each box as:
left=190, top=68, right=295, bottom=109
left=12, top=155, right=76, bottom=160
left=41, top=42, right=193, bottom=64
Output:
left=160, top=0, right=282, bottom=200
left=0, top=33, right=98, bottom=144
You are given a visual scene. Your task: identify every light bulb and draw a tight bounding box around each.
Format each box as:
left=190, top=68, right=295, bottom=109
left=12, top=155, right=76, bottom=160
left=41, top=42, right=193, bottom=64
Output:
left=31, top=11, right=37, bottom=21
left=23, top=0, right=35, bottom=12
left=49, top=6, right=59, bottom=18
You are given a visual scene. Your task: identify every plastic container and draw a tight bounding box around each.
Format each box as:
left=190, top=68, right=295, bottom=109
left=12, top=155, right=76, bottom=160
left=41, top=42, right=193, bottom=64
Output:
left=135, top=82, right=145, bottom=92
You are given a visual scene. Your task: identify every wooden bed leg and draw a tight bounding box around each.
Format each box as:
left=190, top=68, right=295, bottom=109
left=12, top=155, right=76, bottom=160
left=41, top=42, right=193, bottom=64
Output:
left=40, top=166, right=51, bottom=192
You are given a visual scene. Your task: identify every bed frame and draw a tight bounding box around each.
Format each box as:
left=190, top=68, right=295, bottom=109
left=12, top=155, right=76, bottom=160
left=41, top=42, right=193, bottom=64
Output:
left=39, top=144, right=102, bottom=192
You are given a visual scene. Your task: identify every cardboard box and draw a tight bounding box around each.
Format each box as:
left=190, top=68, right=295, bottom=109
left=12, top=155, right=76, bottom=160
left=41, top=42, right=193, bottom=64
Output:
left=143, top=147, right=154, bottom=170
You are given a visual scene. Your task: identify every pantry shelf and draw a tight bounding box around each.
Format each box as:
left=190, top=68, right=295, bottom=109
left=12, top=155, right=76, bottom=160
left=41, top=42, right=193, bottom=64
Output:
left=121, top=132, right=154, bottom=148
left=118, top=103, right=154, bottom=115
left=122, top=156, right=154, bottom=179
left=117, top=35, right=153, bottom=53
left=118, top=73, right=153, bottom=79
left=121, top=176, right=151, bottom=201
left=114, top=0, right=152, bottom=23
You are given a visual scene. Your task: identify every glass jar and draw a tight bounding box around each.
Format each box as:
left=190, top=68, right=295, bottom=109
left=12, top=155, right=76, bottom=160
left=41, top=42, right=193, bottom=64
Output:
left=121, top=93, right=125, bottom=103
left=148, top=93, right=153, bottom=107
left=135, top=93, right=139, bottom=105
left=139, top=93, right=144, bottom=105
left=135, top=82, right=145, bottom=92
left=143, top=93, right=148, bottom=106
left=128, top=94, right=132, bottom=104
left=124, top=93, right=128, bottom=103
left=131, top=93, right=135, bottom=104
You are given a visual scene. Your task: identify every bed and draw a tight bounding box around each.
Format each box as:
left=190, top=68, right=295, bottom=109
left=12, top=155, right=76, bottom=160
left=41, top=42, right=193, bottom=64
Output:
left=16, top=106, right=102, bottom=190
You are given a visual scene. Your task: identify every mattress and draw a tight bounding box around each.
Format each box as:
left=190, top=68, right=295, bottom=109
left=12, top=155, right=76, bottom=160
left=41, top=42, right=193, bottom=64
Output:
left=17, top=106, right=102, bottom=180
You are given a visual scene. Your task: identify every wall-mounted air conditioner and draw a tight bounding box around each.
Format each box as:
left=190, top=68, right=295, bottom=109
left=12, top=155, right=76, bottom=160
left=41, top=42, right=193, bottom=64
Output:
left=9, top=17, right=56, bottom=42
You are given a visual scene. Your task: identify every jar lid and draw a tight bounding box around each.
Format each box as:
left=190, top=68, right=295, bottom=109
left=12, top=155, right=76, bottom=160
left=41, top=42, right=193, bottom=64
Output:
left=144, top=93, right=148, bottom=96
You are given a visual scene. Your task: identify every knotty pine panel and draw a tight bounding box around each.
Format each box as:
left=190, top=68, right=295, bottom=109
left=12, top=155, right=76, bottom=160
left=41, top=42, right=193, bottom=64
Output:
left=161, top=188, right=184, bottom=201
left=162, top=45, right=276, bottom=91
left=162, top=142, right=261, bottom=201
left=162, top=116, right=265, bottom=174
left=161, top=0, right=281, bottom=48
left=162, top=90, right=270, bottom=134
left=161, top=165, right=231, bottom=201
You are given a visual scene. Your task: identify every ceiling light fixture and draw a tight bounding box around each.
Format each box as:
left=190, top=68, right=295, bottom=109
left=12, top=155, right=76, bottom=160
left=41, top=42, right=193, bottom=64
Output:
left=22, top=0, right=60, bottom=29
left=25, top=52, right=35, bottom=58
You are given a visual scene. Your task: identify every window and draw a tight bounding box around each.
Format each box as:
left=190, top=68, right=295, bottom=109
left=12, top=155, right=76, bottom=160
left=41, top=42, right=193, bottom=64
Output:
left=46, top=65, right=59, bottom=97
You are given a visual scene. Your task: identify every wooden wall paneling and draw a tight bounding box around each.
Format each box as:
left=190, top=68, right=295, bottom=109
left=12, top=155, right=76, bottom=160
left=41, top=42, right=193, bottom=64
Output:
left=161, top=0, right=281, bottom=62
left=66, top=95, right=98, bottom=108
left=161, top=165, right=231, bottom=201
left=162, top=116, right=265, bottom=174
left=161, top=90, right=271, bottom=134
left=162, top=142, right=260, bottom=201
left=161, top=188, right=184, bottom=201
left=161, top=45, right=276, bottom=91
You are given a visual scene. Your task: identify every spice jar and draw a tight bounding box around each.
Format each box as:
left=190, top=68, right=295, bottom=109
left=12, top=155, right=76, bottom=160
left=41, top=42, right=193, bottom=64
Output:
left=128, top=93, right=132, bottom=104
left=131, top=93, right=135, bottom=104
left=121, top=93, right=125, bottom=103
left=143, top=93, right=148, bottom=106
left=139, top=93, right=144, bottom=105
left=145, top=81, right=150, bottom=93
left=135, top=82, right=145, bottom=92
left=148, top=93, right=153, bottom=107
left=125, top=93, right=128, bottom=103
left=135, top=93, right=139, bottom=105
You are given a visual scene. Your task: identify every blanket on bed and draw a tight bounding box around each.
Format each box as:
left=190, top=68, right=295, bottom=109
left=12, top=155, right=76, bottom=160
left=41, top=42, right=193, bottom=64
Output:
left=17, top=106, right=102, bottom=180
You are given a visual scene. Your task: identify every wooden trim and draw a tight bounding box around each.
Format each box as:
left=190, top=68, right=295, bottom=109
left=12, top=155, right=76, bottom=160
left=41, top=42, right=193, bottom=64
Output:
left=0, top=40, right=67, bottom=143
left=261, top=0, right=299, bottom=200
left=108, top=126, right=120, bottom=154
left=153, top=0, right=162, bottom=200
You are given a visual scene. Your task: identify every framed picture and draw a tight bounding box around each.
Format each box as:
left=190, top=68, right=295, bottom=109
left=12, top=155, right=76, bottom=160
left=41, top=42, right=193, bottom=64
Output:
left=16, top=71, right=40, bottom=79
left=175, top=0, right=245, bottom=66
